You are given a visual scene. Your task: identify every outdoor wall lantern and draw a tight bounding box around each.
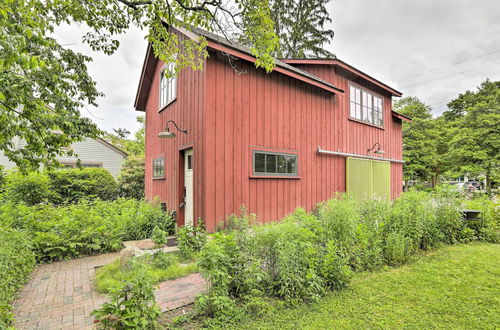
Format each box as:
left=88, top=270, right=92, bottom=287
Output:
left=158, top=120, right=188, bottom=139
left=368, top=142, right=386, bottom=155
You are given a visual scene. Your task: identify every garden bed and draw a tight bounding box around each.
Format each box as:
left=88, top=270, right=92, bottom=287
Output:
left=95, top=252, right=198, bottom=294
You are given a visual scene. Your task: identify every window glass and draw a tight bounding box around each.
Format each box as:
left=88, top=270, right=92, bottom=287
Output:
left=266, top=154, right=277, bottom=173
left=153, top=158, right=165, bottom=178
left=349, top=85, right=383, bottom=126
left=159, top=62, right=176, bottom=109
left=255, top=153, right=266, bottom=172
left=253, top=151, right=298, bottom=176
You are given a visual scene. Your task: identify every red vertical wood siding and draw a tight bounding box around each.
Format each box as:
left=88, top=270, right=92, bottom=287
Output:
left=144, top=33, right=206, bottom=226
left=144, top=48, right=403, bottom=232
left=199, top=54, right=403, bottom=231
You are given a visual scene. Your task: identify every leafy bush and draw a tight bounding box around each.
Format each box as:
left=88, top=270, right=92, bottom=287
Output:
left=3, top=171, right=51, bottom=205
left=177, top=221, right=207, bottom=258
left=92, top=269, right=161, bottom=329
left=195, top=192, right=499, bottom=326
left=2, top=168, right=119, bottom=205
left=0, top=227, right=35, bottom=327
left=464, top=196, right=499, bottom=243
left=151, top=226, right=167, bottom=247
left=0, top=198, right=174, bottom=261
left=48, top=168, right=118, bottom=204
left=117, top=155, right=145, bottom=200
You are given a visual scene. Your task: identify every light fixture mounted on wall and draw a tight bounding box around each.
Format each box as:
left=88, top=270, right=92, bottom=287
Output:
left=158, top=120, right=188, bottom=139
left=368, top=142, right=386, bottom=155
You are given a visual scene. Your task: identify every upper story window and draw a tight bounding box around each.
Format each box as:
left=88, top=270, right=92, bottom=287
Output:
left=253, top=151, right=298, bottom=177
left=349, top=84, right=384, bottom=127
left=153, top=157, right=165, bottom=179
left=159, top=63, right=177, bottom=110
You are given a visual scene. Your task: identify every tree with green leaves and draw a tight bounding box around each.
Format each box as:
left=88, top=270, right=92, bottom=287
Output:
left=444, top=79, right=500, bottom=193
left=107, top=116, right=146, bottom=199
left=1, top=0, right=278, bottom=171
left=239, top=0, right=334, bottom=58
left=394, top=97, right=444, bottom=188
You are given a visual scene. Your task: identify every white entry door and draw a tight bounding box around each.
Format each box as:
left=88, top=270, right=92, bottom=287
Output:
left=184, top=149, right=194, bottom=227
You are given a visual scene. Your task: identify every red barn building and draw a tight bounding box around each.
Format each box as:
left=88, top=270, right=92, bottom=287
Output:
left=134, top=27, right=410, bottom=232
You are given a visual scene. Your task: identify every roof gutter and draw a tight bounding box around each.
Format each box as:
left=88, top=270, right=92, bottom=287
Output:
left=317, top=146, right=404, bottom=164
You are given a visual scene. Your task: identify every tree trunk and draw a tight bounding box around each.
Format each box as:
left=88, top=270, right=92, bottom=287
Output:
left=486, top=173, right=491, bottom=194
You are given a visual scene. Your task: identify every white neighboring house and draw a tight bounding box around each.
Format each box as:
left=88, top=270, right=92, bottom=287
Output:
left=0, top=137, right=127, bottom=178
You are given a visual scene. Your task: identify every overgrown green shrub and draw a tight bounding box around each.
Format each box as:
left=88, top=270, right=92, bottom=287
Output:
left=0, top=198, right=173, bottom=261
left=177, top=221, right=207, bottom=258
left=151, top=226, right=167, bottom=247
left=0, top=227, right=36, bottom=327
left=464, top=196, right=499, bottom=243
left=117, top=155, right=145, bottom=200
left=92, top=269, right=161, bottom=329
left=3, top=171, right=51, bottom=205
left=351, top=199, right=390, bottom=270
left=196, top=192, right=499, bottom=326
left=316, top=195, right=359, bottom=254
left=48, top=168, right=118, bottom=204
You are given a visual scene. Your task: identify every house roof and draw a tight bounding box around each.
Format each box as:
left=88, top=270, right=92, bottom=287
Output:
left=95, top=138, right=128, bottom=157
left=280, top=58, right=403, bottom=97
left=134, top=26, right=344, bottom=111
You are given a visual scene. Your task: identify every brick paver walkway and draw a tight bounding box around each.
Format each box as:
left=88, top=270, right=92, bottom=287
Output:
left=13, top=253, right=207, bottom=329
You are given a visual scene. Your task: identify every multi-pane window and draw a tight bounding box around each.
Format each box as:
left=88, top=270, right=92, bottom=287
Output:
left=153, top=158, right=165, bottom=179
left=349, top=85, right=384, bottom=126
left=159, top=62, right=176, bottom=109
left=253, top=151, right=298, bottom=176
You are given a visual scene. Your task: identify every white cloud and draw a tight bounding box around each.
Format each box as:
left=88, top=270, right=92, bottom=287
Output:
left=328, top=0, right=500, bottom=115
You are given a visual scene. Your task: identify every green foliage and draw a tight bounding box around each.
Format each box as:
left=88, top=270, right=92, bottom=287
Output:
left=445, top=80, right=500, bottom=192
left=177, top=221, right=207, bottom=258
left=242, top=244, right=500, bottom=329
left=92, top=269, right=161, bottom=329
left=151, top=226, right=167, bottom=247
left=118, top=155, right=145, bottom=200
left=48, top=168, right=118, bottom=204
left=0, top=198, right=173, bottom=261
left=394, top=97, right=443, bottom=186
left=245, top=0, right=335, bottom=58
left=3, top=171, right=51, bottom=205
left=95, top=252, right=197, bottom=294
left=0, top=227, right=36, bottom=327
left=2, top=168, right=118, bottom=205
left=195, top=192, right=499, bottom=326
left=1, top=0, right=278, bottom=171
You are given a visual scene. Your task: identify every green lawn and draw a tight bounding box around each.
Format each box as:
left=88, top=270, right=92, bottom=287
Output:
left=242, top=243, right=500, bottom=329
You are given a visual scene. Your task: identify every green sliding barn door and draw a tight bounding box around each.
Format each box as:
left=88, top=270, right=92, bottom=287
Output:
left=346, top=158, right=390, bottom=200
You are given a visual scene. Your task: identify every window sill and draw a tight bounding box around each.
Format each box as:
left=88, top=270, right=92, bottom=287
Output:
left=348, top=117, right=384, bottom=130
left=159, top=98, right=177, bottom=113
left=153, top=177, right=165, bottom=181
left=250, top=175, right=301, bottom=180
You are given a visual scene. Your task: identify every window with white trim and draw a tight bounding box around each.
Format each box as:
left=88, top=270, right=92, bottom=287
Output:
left=159, top=63, right=176, bottom=109
left=253, top=151, right=298, bottom=176
left=153, top=158, right=165, bottom=179
left=349, top=85, right=384, bottom=126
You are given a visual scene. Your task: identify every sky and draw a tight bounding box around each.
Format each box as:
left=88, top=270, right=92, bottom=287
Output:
left=55, top=0, right=500, bottom=134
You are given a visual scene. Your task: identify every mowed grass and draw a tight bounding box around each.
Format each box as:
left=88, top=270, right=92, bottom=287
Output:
left=242, top=243, right=500, bottom=329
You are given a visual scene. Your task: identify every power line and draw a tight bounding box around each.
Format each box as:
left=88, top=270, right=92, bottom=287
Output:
left=396, top=49, right=500, bottom=81
left=400, top=61, right=500, bottom=88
